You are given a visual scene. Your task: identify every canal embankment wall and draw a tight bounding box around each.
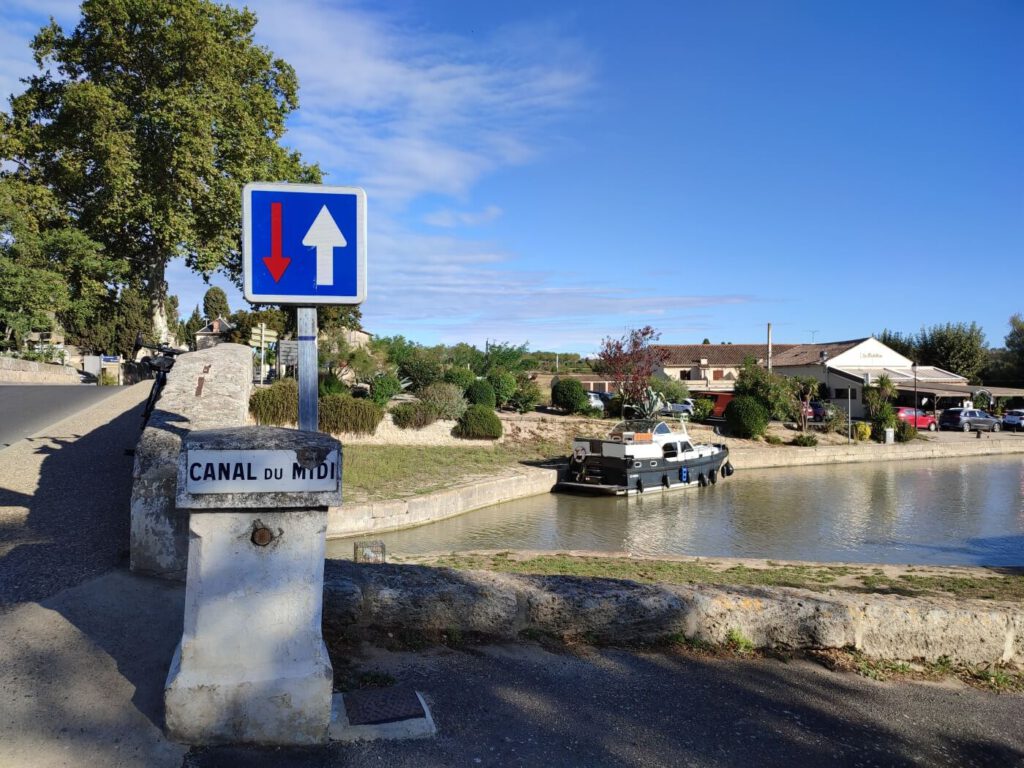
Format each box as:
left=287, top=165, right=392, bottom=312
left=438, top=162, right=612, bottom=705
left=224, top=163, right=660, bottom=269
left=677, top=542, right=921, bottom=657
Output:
left=729, top=434, right=1024, bottom=470
left=324, top=559, right=1024, bottom=667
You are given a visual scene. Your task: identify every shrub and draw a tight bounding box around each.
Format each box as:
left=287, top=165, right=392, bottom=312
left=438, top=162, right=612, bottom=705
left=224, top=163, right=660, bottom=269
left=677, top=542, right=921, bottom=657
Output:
left=823, top=407, right=847, bottom=434
left=443, top=367, right=477, bottom=392
left=765, top=434, right=784, bottom=445
left=691, top=397, right=715, bottom=422
left=507, top=375, right=542, bottom=414
left=466, top=379, right=497, bottom=409
left=854, top=421, right=872, bottom=441
left=605, top=394, right=624, bottom=418
left=724, top=395, right=769, bottom=438
left=487, top=369, right=517, bottom=408
left=895, top=420, right=918, bottom=443
left=318, top=371, right=347, bottom=396
left=871, top=402, right=898, bottom=441
left=791, top=433, right=818, bottom=447
left=649, top=376, right=689, bottom=404
left=369, top=372, right=403, bottom=406
left=398, top=349, right=442, bottom=392
left=390, top=401, right=438, bottom=430
left=419, top=382, right=468, bottom=420
left=319, top=394, right=384, bottom=435
left=250, top=378, right=298, bottom=425
left=454, top=404, right=503, bottom=439
left=551, top=378, right=589, bottom=414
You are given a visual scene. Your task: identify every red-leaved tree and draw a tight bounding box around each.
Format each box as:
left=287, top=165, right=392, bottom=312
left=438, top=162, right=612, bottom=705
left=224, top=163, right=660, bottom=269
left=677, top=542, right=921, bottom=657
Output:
left=596, top=326, right=669, bottom=407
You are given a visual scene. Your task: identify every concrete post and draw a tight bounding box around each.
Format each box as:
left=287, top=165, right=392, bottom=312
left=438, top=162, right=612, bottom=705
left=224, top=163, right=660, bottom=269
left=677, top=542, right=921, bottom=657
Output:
left=165, top=426, right=341, bottom=745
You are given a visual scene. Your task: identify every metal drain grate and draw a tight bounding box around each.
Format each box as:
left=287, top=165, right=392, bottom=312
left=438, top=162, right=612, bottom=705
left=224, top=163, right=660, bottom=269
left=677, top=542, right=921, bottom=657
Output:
left=344, top=686, right=424, bottom=726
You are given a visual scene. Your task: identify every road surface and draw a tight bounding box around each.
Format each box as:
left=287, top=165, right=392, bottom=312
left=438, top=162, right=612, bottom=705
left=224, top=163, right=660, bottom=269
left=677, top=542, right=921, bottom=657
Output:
left=0, top=384, right=126, bottom=450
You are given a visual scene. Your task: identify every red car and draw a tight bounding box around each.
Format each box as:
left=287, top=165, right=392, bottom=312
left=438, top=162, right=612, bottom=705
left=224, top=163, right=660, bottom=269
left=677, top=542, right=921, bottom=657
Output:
left=894, top=407, right=936, bottom=431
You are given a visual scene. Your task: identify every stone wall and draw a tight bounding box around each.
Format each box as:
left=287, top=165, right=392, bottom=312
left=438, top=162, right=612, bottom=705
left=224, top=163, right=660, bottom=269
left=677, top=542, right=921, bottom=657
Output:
left=324, top=560, right=1024, bottom=666
left=0, top=356, right=80, bottom=384
left=328, top=466, right=557, bottom=538
left=730, top=435, right=1024, bottom=470
left=130, top=343, right=253, bottom=579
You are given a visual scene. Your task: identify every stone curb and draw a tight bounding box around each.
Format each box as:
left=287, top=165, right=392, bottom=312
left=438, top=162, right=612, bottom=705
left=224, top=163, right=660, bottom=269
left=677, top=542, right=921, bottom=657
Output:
left=323, top=560, right=1024, bottom=667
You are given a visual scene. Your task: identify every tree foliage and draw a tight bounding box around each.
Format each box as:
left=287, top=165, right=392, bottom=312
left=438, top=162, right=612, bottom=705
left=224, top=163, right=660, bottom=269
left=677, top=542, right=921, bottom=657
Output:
left=1006, top=314, right=1024, bottom=382
left=596, top=326, right=669, bottom=407
left=2, top=0, right=318, bottom=327
left=0, top=177, right=122, bottom=351
left=733, top=357, right=791, bottom=420
left=202, top=287, right=230, bottom=322
left=876, top=329, right=917, bottom=359
left=916, top=322, right=987, bottom=382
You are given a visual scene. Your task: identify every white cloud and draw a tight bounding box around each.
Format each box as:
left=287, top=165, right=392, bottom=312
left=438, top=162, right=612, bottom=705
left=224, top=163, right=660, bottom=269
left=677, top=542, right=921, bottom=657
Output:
left=423, top=205, right=503, bottom=228
left=246, top=0, right=591, bottom=206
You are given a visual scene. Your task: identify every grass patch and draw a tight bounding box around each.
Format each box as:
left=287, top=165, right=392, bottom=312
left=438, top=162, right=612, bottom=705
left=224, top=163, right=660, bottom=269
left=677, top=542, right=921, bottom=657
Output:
left=424, top=553, right=1024, bottom=602
left=811, top=649, right=1024, bottom=692
left=342, top=441, right=564, bottom=503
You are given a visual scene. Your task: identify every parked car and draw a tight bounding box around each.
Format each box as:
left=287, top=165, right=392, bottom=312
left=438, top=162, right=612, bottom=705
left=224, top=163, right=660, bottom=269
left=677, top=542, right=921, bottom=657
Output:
left=1003, top=409, right=1024, bottom=432
left=585, top=391, right=607, bottom=413
left=660, top=398, right=695, bottom=417
left=938, top=408, right=1001, bottom=433
left=810, top=400, right=836, bottom=422
left=894, top=406, right=936, bottom=431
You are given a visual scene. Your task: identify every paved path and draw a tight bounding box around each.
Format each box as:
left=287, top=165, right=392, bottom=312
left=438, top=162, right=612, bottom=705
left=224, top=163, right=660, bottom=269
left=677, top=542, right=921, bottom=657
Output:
left=189, top=643, right=1024, bottom=768
left=0, top=383, right=189, bottom=768
left=0, top=383, right=123, bottom=450
left=0, top=383, right=148, bottom=603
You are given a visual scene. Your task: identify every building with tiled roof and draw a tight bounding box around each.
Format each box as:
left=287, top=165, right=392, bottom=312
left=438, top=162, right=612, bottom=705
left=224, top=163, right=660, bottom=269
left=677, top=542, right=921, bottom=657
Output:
left=655, top=343, right=796, bottom=391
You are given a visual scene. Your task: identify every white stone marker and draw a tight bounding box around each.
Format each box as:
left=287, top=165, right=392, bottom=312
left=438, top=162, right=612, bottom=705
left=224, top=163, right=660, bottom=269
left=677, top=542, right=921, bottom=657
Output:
left=165, top=426, right=341, bottom=745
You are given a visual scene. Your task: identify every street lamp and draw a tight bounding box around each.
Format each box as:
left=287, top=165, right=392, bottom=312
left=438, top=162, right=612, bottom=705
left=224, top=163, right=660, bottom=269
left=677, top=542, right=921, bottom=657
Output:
left=912, top=361, right=918, bottom=427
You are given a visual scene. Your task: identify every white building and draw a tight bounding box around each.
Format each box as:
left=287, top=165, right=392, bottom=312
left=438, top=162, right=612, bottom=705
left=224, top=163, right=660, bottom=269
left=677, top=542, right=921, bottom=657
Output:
left=772, top=337, right=973, bottom=419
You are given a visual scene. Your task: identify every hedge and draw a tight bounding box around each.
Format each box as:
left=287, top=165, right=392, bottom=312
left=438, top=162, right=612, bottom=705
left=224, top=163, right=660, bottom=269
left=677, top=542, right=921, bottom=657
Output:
left=466, top=379, right=497, bottom=409
left=319, top=394, right=384, bottom=435
left=390, top=401, right=438, bottom=430
left=454, top=404, right=503, bottom=439
left=724, top=395, right=769, bottom=438
left=250, top=378, right=298, bottom=425
left=551, top=378, right=589, bottom=414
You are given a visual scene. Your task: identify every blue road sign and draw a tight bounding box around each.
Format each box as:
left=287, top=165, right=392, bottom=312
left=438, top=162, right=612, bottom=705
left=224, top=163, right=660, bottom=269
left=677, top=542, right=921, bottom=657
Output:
left=242, top=183, right=366, bottom=305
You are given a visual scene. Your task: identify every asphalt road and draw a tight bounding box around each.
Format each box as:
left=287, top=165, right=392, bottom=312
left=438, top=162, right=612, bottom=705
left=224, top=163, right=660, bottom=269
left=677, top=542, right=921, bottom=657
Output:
left=0, top=384, right=125, bottom=449
left=185, top=643, right=1024, bottom=768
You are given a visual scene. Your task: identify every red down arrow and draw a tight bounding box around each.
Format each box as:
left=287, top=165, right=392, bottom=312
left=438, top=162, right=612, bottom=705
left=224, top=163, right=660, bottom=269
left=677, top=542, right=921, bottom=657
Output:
left=262, top=202, right=291, bottom=282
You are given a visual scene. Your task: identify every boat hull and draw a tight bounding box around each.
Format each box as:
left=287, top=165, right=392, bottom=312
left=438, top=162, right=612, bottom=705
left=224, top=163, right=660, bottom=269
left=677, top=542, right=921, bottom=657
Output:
left=555, top=446, right=731, bottom=496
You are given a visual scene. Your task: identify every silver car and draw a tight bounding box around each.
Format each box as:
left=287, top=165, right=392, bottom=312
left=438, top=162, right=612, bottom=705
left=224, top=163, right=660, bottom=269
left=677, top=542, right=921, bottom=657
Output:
left=1003, top=409, right=1024, bottom=432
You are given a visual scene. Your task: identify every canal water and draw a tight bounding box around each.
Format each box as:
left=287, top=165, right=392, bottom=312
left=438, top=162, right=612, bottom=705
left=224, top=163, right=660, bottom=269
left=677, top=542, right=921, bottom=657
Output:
left=327, top=454, right=1024, bottom=566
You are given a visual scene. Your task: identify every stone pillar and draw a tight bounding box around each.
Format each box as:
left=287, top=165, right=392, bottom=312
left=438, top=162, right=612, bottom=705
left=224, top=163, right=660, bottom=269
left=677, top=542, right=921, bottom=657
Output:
left=165, top=427, right=341, bottom=745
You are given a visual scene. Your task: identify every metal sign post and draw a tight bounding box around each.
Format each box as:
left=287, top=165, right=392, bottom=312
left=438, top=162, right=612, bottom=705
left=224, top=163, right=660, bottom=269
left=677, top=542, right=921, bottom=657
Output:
left=297, top=307, right=318, bottom=431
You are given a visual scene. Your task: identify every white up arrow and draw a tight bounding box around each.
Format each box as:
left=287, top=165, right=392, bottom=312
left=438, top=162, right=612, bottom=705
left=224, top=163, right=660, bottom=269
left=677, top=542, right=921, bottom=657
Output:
left=302, top=205, right=347, bottom=286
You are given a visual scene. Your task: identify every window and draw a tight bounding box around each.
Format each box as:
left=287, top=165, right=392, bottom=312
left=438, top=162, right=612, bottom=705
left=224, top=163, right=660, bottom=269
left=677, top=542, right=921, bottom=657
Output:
left=663, top=443, right=679, bottom=459
left=655, top=422, right=672, bottom=434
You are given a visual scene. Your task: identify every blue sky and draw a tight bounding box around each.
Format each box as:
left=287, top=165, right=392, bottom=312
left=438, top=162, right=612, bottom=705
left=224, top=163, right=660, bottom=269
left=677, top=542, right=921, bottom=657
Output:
left=2, top=1, right=1022, bottom=354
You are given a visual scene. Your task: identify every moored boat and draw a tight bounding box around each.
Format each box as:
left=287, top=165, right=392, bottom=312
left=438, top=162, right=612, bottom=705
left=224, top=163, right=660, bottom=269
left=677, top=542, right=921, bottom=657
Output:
left=555, top=418, right=732, bottom=496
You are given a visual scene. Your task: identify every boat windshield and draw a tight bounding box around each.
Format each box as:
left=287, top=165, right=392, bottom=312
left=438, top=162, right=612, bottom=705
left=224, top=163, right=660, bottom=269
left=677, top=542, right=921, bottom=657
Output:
left=610, top=419, right=669, bottom=436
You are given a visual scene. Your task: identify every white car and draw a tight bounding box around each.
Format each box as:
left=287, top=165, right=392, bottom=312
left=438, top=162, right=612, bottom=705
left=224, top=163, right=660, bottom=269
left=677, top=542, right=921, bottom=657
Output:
left=1003, top=409, right=1024, bottom=431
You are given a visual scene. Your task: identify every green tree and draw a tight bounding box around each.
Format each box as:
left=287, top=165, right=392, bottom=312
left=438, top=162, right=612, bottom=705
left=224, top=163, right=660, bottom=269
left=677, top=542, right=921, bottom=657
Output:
left=734, top=357, right=791, bottom=420
left=203, top=287, right=230, bottom=322
left=1005, top=314, right=1024, bottom=381
left=916, top=323, right=987, bottom=382
left=3, top=0, right=319, bottom=335
left=0, top=177, right=121, bottom=351
left=479, top=341, right=529, bottom=375
left=876, top=329, right=917, bottom=359
left=180, top=306, right=204, bottom=349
